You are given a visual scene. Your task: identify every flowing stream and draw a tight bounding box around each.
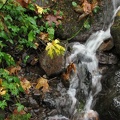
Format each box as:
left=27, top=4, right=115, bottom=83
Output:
left=47, top=1, right=120, bottom=120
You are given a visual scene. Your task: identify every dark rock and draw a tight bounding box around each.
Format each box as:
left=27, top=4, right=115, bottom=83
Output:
left=39, top=51, right=65, bottom=76
left=34, top=109, right=40, bottom=115
left=97, top=52, right=118, bottom=64
left=95, top=68, right=120, bottom=120
left=42, top=93, right=56, bottom=109
left=29, top=96, right=39, bottom=109
left=98, top=66, right=109, bottom=75
left=19, top=98, right=29, bottom=106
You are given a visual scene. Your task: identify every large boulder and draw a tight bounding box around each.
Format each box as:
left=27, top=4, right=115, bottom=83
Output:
left=111, top=10, right=120, bottom=56
left=39, top=51, right=65, bottom=76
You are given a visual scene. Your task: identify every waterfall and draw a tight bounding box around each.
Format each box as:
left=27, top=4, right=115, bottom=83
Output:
left=68, top=5, right=120, bottom=120
left=46, top=1, right=120, bottom=120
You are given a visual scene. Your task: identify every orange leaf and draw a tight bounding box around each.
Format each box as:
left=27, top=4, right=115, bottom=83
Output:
left=61, top=63, right=76, bottom=81
left=82, top=0, right=92, bottom=14
left=45, top=14, right=63, bottom=26
left=7, top=65, right=21, bottom=75
left=13, top=109, right=26, bottom=115
left=39, top=32, right=49, bottom=43
left=16, top=0, right=31, bottom=8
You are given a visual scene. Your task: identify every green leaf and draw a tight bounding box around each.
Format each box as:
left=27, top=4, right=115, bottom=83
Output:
left=84, top=19, right=90, bottom=29
left=72, top=1, right=77, bottom=7
left=16, top=103, right=24, bottom=112
left=93, top=6, right=100, bottom=13
left=0, top=100, right=7, bottom=110
left=0, top=31, right=8, bottom=40
left=28, top=31, right=34, bottom=42
left=27, top=16, right=36, bottom=25
left=47, top=27, right=55, bottom=40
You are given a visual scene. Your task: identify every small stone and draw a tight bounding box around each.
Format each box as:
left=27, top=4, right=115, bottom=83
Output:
left=29, top=96, right=39, bottom=109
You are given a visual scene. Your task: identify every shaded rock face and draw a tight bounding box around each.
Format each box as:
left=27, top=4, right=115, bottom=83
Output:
left=97, top=51, right=118, bottom=64
left=94, top=68, right=120, bottom=120
left=39, top=51, right=65, bottom=76
left=54, top=0, right=114, bottom=42
left=111, top=10, right=120, bottom=56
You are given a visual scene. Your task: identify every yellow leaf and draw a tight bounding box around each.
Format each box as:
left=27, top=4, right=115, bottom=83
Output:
left=0, top=87, right=6, bottom=95
left=36, top=77, right=49, bottom=93
left=45, top=39, right=65, bottom=58
left=35, top=4, right=43, bottom=14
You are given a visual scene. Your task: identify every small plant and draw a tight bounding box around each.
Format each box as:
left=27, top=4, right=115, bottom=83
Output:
left=0, top=69, right=24, bottom=109
left=9, top=113, right=31, bottom=120
left=72, top=1, right=78, bottom=7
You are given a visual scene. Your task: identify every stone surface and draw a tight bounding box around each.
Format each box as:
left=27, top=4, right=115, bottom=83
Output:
left=39, top=51, right=65, bottom=76
left=111, top=10, right=120, bottom=56
left=98, top=38, right=114, bottom=51
left=52, top=0, right=113, bottom=42
left=97, top=51, right=118, bottom=64
left=95, top=68, right=120, bottom=120
left=29, top=96, right=39, bottom=109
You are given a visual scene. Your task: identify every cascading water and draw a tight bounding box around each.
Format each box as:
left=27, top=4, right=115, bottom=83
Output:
left=46, top=1, right=120, bottom=120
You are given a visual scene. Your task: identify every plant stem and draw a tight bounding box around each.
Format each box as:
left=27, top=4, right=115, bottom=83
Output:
left=66, top=17, right=89, bottom=41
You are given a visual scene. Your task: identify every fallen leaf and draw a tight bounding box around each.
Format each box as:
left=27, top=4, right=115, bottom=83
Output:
left=35, top=4, right=43, bottom=14
left=45, top=14, right=63, bottom=26
left=16, top=0, right=31, bottom=8
left=0, top=87, right=6, bottom=95
left=82, top=0, right=92, bottom=14
left=20, top=78, right=31, bottom=93
left=61, top=63, right=76, bottom=81
left=67, top=63, right=76, bottom=73
left=0, top=79, right=6, bottom=95
left=13, top=109, right=26, bottom=115
left=39, top=32, right=49, bottom=43
left=7, top=65, right=21, bottom=75
left=36, top=77, right=49, bottom=93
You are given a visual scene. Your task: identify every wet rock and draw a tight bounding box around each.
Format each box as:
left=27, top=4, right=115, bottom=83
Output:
left=32, top=89, right=41, bottom=99
left=29, top=96, right=39, bottom=109
left=97, top=52, right=118, bottom=64
left=111, top=10, right=120, bottom=56
left=42, top=93, right=56, bottom=109
left=39, top=51, right=65, bottom=76
left=98, top=38, right=114, bottom=51
left=98, top=66, right=109, bottom=75
left=34, top=109, right=40, bottom=115
left=95, top=69, right=120, bottom=120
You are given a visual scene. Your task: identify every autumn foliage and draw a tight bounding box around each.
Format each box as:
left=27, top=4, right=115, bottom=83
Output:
left=16, top=0, right=31, bottom=7
left=61, top=63, right=76, bottom=81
